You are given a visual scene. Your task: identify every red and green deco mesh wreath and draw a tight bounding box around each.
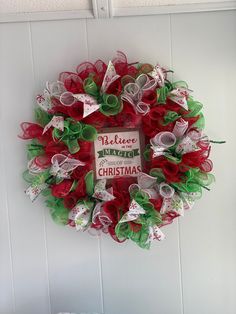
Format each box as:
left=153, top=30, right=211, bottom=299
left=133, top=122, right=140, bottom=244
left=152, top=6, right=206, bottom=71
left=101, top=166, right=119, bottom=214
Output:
left=19, top=51, right=217, bottom=249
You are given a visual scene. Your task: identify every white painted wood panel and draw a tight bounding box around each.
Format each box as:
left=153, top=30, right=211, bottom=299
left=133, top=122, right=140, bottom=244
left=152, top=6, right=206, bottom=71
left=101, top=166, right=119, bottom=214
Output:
left=30, top=19, right=103, bottom=314
left=0, top=22, right=51, bottom=314
left=171, top=10, right=236, bottom=314
left=0, top=9, right=235, bottom=314
left=86, top=15, right=183, bottom=314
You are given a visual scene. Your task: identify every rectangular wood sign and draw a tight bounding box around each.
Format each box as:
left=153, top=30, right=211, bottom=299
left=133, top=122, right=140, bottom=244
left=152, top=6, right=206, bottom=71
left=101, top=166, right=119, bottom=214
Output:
left=94, top=130, right=142, bottom=180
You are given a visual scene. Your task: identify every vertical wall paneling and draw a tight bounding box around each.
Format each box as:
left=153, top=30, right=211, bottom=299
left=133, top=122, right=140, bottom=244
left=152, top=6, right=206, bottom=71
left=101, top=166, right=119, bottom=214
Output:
left=86, top=15, right=183, bottom=314
left=30, top=19, right=103, bottom=314
left=0, top=10, right=236, bottom=314
left=0, top=22, right=51, bottom=314
left=171, top=10, right=236, bottom=314
left=0, top=25, right=15, bottom=313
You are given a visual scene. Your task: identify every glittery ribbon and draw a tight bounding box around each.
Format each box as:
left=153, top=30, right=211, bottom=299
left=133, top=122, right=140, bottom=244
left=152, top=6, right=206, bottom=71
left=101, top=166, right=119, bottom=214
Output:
left=69, top=201, right=94, bottom=231
left=36, top=81, right=66, bottom=112
left=119, top=199, right=146, bottom=223
left=42, top=116, right=64, bottom=134
left=92, top=179, right=115, bottom=201
left=50, top=154, right=85, bottom=179
left=24, top=169, right=51, bottom=202
left=129, top=172, right=158, bottom=200
left=172, top=118, right=189, bottom=138
left=148, top=64, right=167, bottom=87
left=150, top=131, right=176, bottom=157
left=168, top=82, right=191, bottom=110
left=175, top=129, right=202, bottom=154
left=92, top=202, right=112, bottom=231
left=146, top=225, right=165, bottom=244
left=25, top=182, right=48, bottom=202
left=121, top=74, right=157, bottom=115
left=27, top=156, right=50, bottom=174
left=159, top=183, right=184, bottom=216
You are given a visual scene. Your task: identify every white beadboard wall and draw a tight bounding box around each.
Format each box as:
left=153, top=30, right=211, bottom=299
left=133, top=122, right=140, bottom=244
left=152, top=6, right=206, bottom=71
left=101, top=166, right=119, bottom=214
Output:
left=0, top=10, right=236, bottom=314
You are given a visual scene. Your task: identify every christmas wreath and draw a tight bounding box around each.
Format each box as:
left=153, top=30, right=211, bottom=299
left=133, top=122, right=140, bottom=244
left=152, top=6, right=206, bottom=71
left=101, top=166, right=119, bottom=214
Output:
left=19, top=51, right=217, bottom=249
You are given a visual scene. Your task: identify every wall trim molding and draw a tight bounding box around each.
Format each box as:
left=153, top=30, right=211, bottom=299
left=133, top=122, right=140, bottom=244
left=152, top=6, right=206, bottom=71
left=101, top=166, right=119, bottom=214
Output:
left=0, top=9, right=94, bottom=23
left=113, top=1, right=236, bottom=17
left=0, top=1, right=235, bottom=23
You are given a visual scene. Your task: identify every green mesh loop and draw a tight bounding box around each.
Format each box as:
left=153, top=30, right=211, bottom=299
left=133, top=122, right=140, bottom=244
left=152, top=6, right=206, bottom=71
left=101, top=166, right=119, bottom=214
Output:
left=85, top=171, right=94, bottom=196
left=83, top=77, right=99, bottom=98
left=34, top=108, right=52, bottom=126
left=100, top=94, right=122, bottom=116
left=163, top=111, right=181, bottom=125
left=80, top=124, right=97, bottom=141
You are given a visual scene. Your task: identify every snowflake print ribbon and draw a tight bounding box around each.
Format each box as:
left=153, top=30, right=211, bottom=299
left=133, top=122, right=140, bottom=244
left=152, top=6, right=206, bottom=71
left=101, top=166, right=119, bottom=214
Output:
left=168, top=86, right=191, bottom=110
left=74, top=203, right=91, bottom=231
left=92, top=202, right=112, bottom=231
left=159, top=183, right=184, bottom=216
left=92, top=179, right=115, bottom=201
left=172, top=118, right=189, bottom=138
left=100, top=60, right=120, bottom=93
left=146, top=225, right=165, bottom=245
left=119, top=199, right=145, bottom=223
left=36, top=81, right=66, bottom=112
left=148, top=64, right=168, bottom=87
left=25, top=183, right=48, bottom=202
left=43, top=116, right=64, bottom=134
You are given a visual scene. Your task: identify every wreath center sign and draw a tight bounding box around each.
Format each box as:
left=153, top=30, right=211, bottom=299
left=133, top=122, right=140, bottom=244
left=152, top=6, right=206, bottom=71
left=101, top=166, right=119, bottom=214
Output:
left=94, top=129, right=142, bottom=179
left=19, top=51, right=219, bottom=249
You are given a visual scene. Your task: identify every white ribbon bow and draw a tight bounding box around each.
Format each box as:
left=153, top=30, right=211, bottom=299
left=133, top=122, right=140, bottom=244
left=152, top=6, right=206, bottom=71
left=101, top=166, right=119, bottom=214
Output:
left=92, top=202, right=112, bottom=232
left=172, top=118, right=189, bottom=138
left=92, top=179, right=115, bottom=201
left=159, top=182, right=184, bottom=217
left=168, top=86, right=191, bottom=110
left=119, top=199, right=145, bottom=223
left=148, top=64, right=167, bottom=87
left=43, top=115, right=64, bottom=134
left=25, top=182, right=48, bottom=202
left=69, top=203, right=91, bottom=231
left=150, top=119, right=189, bottom=158
left=175, top=128, right=202, bottom=154
left=50, top=154, right=85, bottom=179
left=146, top=225, right=166, bottom=244
left=121, top=73, right=157, bottom=115
left=129, top=172, right=159, bottom=200
left=150, top=131, right=177, bottom=158
left=59, top=61, right=120, bottom=118
left=36, top=81, right=66, bottom=112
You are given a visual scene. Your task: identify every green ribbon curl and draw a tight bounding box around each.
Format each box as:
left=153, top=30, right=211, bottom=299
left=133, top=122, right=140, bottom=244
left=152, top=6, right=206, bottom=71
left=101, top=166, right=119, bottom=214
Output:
left=52, top=118, right=97, bottom=154
left=100, top=94, right=122, bottom=116
left=83, top=77, right=99, bottom=97
left=171, top=168, right=215, bottom=194
left=163, top=111, right=181, bottom=125
left=26, top=140, right=44, bottom=160
left=34, top=108, right=52, bottom=126
left=184, top=98, right=203, bottom=117
left=115, top=190, right=162, bottom=249
left=157, top=86, right=169, bottom=104
left=85, top=170, right=94, bottom=196
left=46, top=195, right=69, bottom=225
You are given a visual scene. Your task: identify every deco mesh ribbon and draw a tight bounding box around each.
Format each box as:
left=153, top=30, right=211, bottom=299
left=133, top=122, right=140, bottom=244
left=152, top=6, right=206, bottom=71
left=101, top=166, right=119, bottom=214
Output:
left=20, top=51, right=219, bottom=249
